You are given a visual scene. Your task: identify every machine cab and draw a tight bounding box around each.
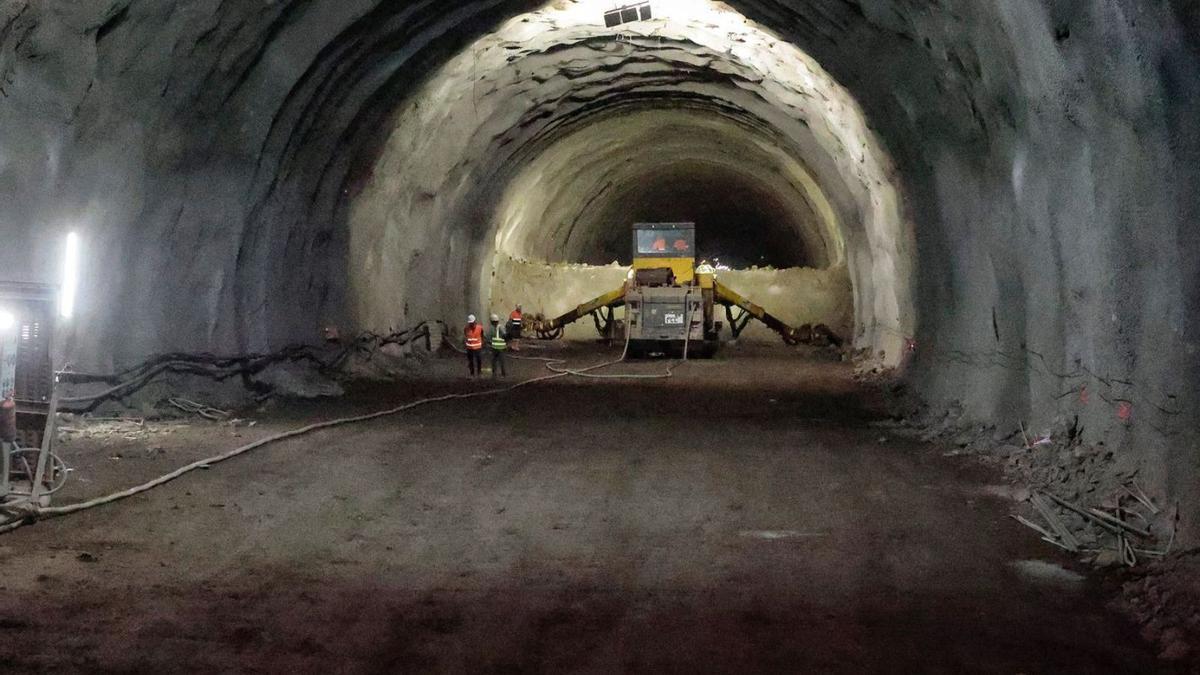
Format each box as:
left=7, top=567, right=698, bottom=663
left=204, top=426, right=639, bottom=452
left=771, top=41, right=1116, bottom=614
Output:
left=631, top=223, right=696, bottom=286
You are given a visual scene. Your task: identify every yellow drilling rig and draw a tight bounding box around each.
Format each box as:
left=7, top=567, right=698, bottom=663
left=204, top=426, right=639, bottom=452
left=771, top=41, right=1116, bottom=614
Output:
left=531, top=223, right=839, bottom=357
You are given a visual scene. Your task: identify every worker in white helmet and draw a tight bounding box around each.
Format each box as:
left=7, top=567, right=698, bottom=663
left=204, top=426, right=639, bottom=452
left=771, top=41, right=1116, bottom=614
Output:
left=507, top=303, right=524, bottom=351
left=463, top=314, right=483, bottom=376
left=487, top=314, right=508, bottom=378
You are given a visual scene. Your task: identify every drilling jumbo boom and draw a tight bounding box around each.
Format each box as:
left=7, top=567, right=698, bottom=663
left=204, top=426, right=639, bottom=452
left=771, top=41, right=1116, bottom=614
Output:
left=532, top=223, right=838, bottom=356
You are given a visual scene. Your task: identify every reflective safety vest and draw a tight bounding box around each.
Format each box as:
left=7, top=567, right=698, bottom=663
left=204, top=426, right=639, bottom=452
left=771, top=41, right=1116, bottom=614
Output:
left=464, top=324, right=483, bottom=350
left=509, top=309, right=523, bottom=326
left=490, top=329, right=507, bottom=351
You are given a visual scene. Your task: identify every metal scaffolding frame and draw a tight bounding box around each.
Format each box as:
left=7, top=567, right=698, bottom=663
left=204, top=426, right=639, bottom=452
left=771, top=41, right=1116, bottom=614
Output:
left=0, top=281, right=61, bottom=508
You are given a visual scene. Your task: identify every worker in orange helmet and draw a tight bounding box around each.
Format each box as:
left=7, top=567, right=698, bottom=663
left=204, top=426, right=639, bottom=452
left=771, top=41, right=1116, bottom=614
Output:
left=463, top=314, right=484, bottom=377
left=507, top=304, right=524, bottom=351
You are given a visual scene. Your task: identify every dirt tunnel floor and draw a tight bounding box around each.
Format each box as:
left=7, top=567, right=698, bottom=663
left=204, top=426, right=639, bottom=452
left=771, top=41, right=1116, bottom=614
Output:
left=0, top=344, right=1171, bottom=673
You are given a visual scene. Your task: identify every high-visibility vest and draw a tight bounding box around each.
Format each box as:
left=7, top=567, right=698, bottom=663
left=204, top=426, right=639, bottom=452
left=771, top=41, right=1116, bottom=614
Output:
left=490, top=330, right=507, bottom=351
left=464, top=324, right=483, bottom=350
left=509, top=310, right=523, bottom=325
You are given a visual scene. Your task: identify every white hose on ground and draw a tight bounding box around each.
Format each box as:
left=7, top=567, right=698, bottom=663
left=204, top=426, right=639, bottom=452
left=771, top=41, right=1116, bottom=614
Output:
left=0, top=339, right=678, bottom=536
left=513, top=292, right=697, bottom=380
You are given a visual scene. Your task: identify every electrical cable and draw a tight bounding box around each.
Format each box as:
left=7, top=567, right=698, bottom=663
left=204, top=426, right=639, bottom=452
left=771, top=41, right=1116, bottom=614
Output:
left=540, top=289, right=697, bottom=379
left=0, top=339, right=668, bottom=536
left=1, top=309, right=706, bottom=535
left=58, top=324, right=435, bottom=409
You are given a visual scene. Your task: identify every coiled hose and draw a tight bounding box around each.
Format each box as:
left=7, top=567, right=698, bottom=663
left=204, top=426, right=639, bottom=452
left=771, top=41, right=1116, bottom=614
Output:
left=515, top=294, right=696, bottom=379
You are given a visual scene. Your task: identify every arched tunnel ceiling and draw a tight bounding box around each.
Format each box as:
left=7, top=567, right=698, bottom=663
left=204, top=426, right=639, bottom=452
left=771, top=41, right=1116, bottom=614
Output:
left=488, top=104, right=844, bottom=270
left=0, top=1, right=1198, bottom=540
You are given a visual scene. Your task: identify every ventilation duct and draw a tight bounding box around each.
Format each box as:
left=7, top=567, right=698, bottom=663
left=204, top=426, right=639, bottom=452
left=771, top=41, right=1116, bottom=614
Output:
left=604, top=2, right=652, bottom=28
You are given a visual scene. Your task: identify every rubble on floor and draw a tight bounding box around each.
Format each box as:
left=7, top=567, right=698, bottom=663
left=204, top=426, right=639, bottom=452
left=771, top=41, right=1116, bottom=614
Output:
left=1119, top=550, right=1200, bottom=662
left=882, top=393, right=1196, bottom=664
left=57, top=416, right=193, bottom=442
left=251, top=361, right=345, bottom=399
left=883, top=399, right=1175, bottom=559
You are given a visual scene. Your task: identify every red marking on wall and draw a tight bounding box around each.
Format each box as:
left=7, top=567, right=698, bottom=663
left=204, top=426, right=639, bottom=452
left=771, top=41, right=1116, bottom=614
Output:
left=1079, top=386, right=1089, bottom=405
left=1117, top=401, right=1133, bottom=423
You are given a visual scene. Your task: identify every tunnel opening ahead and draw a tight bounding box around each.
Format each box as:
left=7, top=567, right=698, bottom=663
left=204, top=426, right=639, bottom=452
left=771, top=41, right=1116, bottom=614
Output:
left=580, top=161, right=813, bottom=269
left=477, top=104, right=857, bottom=342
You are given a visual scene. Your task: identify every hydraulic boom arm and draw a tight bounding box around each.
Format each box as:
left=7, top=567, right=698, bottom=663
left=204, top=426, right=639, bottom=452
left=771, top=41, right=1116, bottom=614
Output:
left=532, top=287, right=627, bottom=335
left=714, top=280, right=807, bottom=345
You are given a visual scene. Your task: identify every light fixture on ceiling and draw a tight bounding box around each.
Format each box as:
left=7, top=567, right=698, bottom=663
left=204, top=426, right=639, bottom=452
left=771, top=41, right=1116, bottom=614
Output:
left=59, top=231, right=80, bottom=320
left=604, top=2, right=652, bottom=28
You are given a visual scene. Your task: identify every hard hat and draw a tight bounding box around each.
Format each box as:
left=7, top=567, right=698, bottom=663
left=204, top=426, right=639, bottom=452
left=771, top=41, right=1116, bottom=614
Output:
left=467, top=314, right=476, bottom=323
left=490, top=314, right=500, bottom=323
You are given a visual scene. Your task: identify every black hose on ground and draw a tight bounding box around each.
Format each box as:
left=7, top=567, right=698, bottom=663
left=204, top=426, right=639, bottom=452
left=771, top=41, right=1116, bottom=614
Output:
left=57, top=324, right=435, bottom=412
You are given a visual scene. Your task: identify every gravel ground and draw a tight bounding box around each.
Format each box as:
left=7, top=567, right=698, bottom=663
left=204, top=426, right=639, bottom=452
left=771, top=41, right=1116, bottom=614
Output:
left=0, top=344, right=1171, bottom=673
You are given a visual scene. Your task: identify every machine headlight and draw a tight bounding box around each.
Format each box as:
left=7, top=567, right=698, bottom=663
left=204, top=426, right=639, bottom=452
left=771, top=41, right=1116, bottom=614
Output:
left=0, top=310, right=15, bottom=332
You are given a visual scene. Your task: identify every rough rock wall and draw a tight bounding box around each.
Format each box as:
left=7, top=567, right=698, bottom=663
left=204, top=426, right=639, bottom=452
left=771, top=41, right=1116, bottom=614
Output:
left=0, top=0, right=543, bottom=368
left=826, top=0, right=1200, bottom=540
left=0, top=0, right=379, bottom=367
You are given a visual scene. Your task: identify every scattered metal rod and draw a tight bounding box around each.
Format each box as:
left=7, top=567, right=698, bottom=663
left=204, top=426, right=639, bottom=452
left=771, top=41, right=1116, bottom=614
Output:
left=68, top=416, right=145, bottom=426
left=168, top=398, right=230, bottom=421
left=1165, top=513, right=1177, bottom=554
left=1086, top=507, right=1153, bottom=539
left=1038, top=491, right=1119, bottom=535
left=1122, top=481, right=1159, bottom=515
left=1118, top=532, right=1138, bottom=567
left=1040, top=491, right=1152, bottom=538
left=1111, top=506, right=1152, bottom=525
left=1028, top=492, right=1081, bottom=552
left=1040, top=536, right=1076, bottom=552
left=1011, top=514, right=1057, bottom=541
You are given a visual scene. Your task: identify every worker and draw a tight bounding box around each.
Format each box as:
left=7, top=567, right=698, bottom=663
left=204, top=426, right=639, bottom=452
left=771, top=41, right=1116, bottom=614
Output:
left=0, top=396, right=16, bottom=445
left=652, top=236, right=667, bottom=252
left=487, top=314, right=508, bottom=378
left=508, top=304, right=523, bottom=351
left=463, top=314, right=483, bottom=377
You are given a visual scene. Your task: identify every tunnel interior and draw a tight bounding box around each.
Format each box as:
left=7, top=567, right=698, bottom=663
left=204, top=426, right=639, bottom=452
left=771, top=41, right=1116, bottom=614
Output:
left=545, top=160, right=814, bottom=269
left=1, top=0, right=1200, bottom=663
left=347, top=2, right=898, bottom=350
left=485, top=105, right=841, bottom=272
